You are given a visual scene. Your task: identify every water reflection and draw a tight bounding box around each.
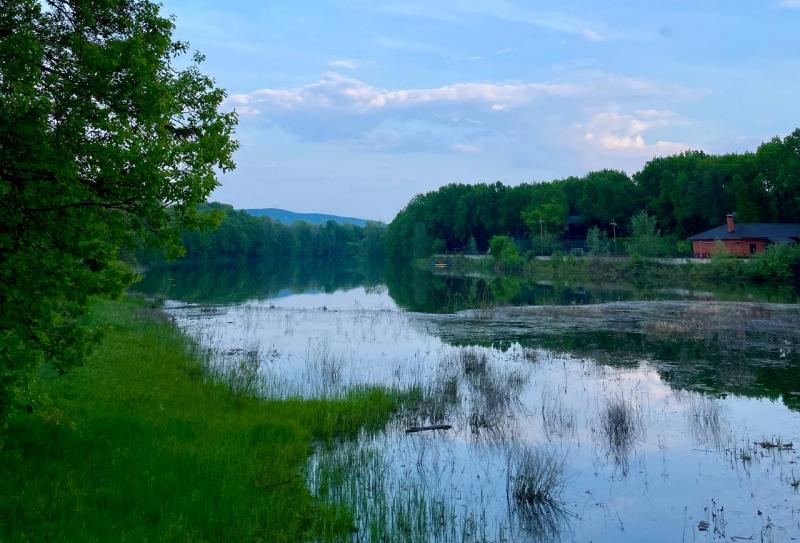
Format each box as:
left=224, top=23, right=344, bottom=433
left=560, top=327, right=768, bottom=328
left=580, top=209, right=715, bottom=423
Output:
left=134, top=258, right=383, bottom=304
left=134, top=260, right=800, bottom=542
left=136, top=258, right=800, bottom=312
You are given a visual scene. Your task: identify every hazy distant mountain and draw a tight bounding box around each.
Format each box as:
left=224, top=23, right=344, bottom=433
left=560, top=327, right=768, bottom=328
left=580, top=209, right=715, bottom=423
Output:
left=243, top=207, right=372, bottom=227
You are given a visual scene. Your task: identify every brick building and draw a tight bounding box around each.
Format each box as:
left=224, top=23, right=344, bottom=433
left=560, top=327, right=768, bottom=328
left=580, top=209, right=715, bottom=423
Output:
left=688, top=215, right=800, bottom=258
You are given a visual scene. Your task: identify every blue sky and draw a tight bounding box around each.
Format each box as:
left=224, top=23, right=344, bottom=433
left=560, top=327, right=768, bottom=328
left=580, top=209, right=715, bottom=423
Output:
left=161, top=0, right=800, bottom=221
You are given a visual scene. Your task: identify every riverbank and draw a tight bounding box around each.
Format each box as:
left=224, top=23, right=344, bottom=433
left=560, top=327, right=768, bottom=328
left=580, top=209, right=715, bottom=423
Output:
left=430, top=252, right=800, bottom=290
left=0, top=298, right=400, bottom=542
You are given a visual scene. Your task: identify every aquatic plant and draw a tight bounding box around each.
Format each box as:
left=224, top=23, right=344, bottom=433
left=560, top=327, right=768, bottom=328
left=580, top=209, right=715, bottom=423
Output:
left=460, top=348, right=488, bottom=376
left=541, top=387, right=576, bottom=441
left=599, top=394, right=643, bottom=468
left=506, top=447, right=568, bottom=540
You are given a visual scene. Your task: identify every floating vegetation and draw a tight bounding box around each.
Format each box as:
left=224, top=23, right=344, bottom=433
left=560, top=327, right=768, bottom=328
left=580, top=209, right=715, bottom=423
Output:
left=756, top=438, right=794, bottom=451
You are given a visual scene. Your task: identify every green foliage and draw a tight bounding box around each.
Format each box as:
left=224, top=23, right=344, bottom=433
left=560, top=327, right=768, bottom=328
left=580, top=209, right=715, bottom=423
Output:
left=521, top=189, right=568, bottom=236
left=411, top=221, right=432, bottom=258
left=0, top=299, right=400, bottom=541
left=586, top=226, right=611, bottom=256
left=385, top=130, right=800, bottom=265
left=489, top=236, right=517, bottom=259
left=159, top=203, right=386, bottom=261
left=432, top=238, right=447, bottom=254
left=489, top=236, right=522, bottom=272
left=675, top=240, right=693, bottom=257
left=746, top=244, right=800, bottom=282
left=571, top=170, right=639, bottom=225
left=531, top=233, right=561, bottom=256
left=708, top=241, right=743, bottom=281
left=626, top=212, right=671, bottom=257
left=0, top=0, right=238, bottom=417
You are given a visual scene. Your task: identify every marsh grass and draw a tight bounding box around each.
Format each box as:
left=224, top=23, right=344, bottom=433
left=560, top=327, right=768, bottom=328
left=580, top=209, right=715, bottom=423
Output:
left=506, top=447, right=568, bottom=540
left=460, top=348, right=488, bottom=376
left=599, top=394, right=643, bottom=468
left=310, top=437, right=513, bottom=543
left=541, top=387, right=576, bottom=441
left=687, top=395, right=728, bottom=450
left=0, top=298, right=400, bottom=542
left=401, top=376, right=461, bottom=428
left=309, top=441, right=462, bottom=542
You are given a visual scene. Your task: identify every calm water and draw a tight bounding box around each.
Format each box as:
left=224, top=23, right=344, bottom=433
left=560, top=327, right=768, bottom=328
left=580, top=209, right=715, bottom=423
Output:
left=136, top=260, right=800, bottom=542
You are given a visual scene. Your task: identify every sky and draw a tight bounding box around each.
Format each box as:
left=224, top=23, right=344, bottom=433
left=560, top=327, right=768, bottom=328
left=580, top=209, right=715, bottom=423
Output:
left=161, top=0, right=800, bottom=222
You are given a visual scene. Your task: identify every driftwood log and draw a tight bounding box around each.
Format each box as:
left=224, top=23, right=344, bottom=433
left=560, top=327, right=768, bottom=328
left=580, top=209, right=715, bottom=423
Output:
left=405, top=424, right=452, bottom=434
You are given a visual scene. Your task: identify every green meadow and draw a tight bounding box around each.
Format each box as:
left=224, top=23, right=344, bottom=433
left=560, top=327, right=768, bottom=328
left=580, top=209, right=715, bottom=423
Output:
left=0, top=298, right=399, bottom=542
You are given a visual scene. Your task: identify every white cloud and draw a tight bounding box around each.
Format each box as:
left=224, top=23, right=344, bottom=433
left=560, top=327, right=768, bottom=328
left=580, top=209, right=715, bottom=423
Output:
left=227, top=72, right=582, bottom=116
left=227, top=72, right=706, bottom=123
left=327, top=59, right=361, bottom=69
left=227, top=72, right=705, bottom=166
left=581, top=109, right=690, bottom=155
left=779, top=0, right=800, bottom=7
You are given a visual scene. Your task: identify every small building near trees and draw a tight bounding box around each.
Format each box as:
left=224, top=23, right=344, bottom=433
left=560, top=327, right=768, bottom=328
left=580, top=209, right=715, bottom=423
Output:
left=688, top=214, right=800, bottom=258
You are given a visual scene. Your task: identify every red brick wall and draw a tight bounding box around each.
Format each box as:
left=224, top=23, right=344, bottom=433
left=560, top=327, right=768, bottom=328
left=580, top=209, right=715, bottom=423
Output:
left=692, top=239, right=768, bottom=258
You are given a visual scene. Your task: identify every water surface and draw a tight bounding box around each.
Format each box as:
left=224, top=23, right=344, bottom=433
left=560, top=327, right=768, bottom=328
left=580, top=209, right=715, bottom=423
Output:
left=135, top=260, right=800, bottom=542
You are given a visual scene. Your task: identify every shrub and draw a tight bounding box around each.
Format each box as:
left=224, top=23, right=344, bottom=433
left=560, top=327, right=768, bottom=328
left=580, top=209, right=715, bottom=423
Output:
left=489, top=236, right=517, bottom=259
left=586, top=226, right=611, bottom=256
left=746, top=244, right=800, bottom=283
left=626, top=211, right=671, bottom=257
left=708, top=240, right=742, bottom=281
left=531, top=233, right=560, bottom=256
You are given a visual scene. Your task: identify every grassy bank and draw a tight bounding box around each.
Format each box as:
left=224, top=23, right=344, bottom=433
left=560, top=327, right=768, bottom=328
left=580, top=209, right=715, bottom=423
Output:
left=0, top=298, right=400, bottom=542
left=437, top=253, right=799, bottom=292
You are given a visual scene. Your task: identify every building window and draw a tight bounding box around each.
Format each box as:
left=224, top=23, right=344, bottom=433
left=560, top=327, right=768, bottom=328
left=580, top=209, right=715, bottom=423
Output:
left=749, top=243, right=757, bottom=255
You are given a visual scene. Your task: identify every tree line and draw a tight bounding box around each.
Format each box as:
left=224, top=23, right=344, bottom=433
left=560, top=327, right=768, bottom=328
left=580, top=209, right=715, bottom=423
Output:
left=384, top=130, right=800, bottom=260
left=139, top=203, right=386, bottom=262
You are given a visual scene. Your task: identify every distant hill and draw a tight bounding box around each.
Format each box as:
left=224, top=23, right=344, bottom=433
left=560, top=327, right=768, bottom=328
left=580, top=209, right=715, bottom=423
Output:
left=243, top=208, right=372, bottom=227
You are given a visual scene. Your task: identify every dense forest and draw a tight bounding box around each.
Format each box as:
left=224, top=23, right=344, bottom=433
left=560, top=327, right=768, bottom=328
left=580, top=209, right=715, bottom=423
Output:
left=384, top=130, right=800, bottom=260
left=142, top=203, right=385, bottom=262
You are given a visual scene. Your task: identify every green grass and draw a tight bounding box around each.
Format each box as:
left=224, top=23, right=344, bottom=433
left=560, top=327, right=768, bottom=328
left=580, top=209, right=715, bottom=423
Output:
left=0, top=298, right=400, bottom=542
left=432, top=254, right=798, bottom=303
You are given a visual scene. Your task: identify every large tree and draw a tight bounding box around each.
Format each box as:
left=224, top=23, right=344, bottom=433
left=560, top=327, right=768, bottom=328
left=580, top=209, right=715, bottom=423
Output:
left=0, top=0, right=238, bottom=417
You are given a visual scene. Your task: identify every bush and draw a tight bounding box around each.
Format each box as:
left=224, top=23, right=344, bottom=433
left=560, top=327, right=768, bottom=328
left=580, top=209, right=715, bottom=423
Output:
left=675, top=239, right=693, bottom=257
left=626, top=211, right=671, bottom=257
left=531, top=233, right=560, bottom=256
left=586, top=226, right=611, bottom=256
left=489, top=236, right=523, bottom=272
left=708, top=240, right=743, bottom=281
left=746, top=244, right=800, bottom=283
left=489, top=236, right=518, bottom=259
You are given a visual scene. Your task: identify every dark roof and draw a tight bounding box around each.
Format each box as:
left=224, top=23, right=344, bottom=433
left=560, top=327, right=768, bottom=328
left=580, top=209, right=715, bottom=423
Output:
left=688, top=223, right=800, bottom=243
